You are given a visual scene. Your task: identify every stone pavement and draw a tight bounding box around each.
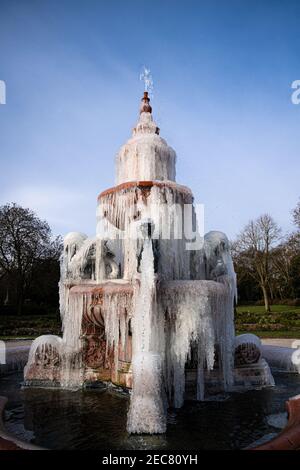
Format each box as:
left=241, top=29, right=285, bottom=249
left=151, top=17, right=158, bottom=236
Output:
left=0, top=340, right=32, bottom=377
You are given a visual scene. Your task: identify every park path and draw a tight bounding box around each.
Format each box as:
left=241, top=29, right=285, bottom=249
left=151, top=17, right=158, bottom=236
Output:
left=261, top=338, right=298, bottom=347
left=4, top=340, right=32, bottom=350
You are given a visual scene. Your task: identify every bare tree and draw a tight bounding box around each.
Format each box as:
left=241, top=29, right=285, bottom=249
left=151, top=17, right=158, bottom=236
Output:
left=293, top=199, right=300, bottom=229
left=269, top=232, right=300, bottom=300
left=234, top=214, right=281, bottom=312
left=0, top=203, right=61, bottom=314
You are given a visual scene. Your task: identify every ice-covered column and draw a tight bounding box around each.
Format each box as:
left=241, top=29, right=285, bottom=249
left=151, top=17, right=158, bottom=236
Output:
left=127, top=237, right=166, bottom=434
left=115, top=92, right=176, bottom=184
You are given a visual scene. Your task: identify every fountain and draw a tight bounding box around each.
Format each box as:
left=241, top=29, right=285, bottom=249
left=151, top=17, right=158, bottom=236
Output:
left=24, top=90, right=274, bottom=434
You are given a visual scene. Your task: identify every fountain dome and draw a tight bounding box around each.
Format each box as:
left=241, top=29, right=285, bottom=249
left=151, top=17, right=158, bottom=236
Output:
left=115, top=92, right=176, bottom=184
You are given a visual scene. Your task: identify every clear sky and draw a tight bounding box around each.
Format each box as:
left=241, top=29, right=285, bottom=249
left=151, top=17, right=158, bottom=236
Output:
left=0, top=0, right=299, bottom=240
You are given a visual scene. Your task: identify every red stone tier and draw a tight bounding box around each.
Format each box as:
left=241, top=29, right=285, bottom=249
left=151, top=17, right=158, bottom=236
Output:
left=69, top=283, right=133, bottom=296
left=98, top=180, right=193, bottom=202
left=69, top=283, right=134, bottom=328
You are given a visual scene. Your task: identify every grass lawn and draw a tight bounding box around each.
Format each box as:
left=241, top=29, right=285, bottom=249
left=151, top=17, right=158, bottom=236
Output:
left=236, top=305, right=300, bottom=314
left=1, top=305, right=300, bottom=340
left=236, top=304, right=300, bottom=339
left=0, top=313, right=61, bottom=340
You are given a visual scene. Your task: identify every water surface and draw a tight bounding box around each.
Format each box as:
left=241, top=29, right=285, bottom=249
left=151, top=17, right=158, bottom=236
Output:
left=1, top=372, right=299, bottom=450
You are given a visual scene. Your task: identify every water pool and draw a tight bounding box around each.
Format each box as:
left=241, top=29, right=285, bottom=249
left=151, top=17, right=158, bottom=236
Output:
left=1, top=371, right=300, bottom=450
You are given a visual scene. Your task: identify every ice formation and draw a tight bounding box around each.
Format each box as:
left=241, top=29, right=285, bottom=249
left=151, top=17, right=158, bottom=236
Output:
left=25, top=90, right=273, bottom=434
left=98, top=182, right=193, bottom=280
left=116, top=112, right=176, bottom=184
left=127, top=238, right=166, bottom=433
left=262, top=345, right=300, bottom=373
left=160, top=280, right=234, bottom=405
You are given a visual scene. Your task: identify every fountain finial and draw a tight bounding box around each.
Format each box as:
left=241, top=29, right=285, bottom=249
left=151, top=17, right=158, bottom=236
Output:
left=140, top=91, right=152, bottom=114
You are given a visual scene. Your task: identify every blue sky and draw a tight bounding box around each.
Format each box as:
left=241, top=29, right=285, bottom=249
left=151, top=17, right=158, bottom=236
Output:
left=0, top=0, right=299, bottom=239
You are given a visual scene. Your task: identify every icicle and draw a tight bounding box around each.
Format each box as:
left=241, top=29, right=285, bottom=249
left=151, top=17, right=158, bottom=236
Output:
left=159, top=280, right=234, bottom=406
left=127, top=238, right=166, bottom=434
left=102, top=287, right=133, bottom=378
left=60, top=287, right=92, bottom=388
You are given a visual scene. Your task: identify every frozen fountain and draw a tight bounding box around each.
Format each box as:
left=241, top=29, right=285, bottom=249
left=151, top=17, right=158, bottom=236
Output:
left=24, top=91, right=274, bottom=434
